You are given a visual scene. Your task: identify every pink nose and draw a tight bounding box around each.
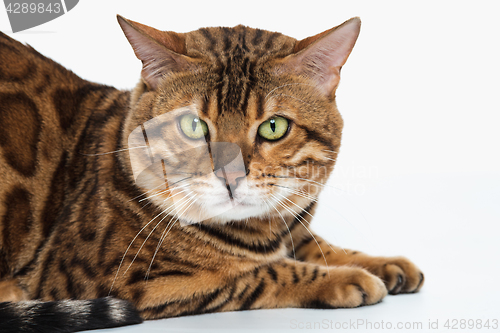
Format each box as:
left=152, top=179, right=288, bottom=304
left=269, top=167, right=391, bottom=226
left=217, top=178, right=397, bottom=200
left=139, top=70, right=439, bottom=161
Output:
left=214, top=167, right=246, bottom=189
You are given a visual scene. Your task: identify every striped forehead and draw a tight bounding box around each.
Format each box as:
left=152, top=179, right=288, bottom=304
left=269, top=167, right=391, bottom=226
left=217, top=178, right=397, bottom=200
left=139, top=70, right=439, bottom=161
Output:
left=186, top=26, right=296, bottom=117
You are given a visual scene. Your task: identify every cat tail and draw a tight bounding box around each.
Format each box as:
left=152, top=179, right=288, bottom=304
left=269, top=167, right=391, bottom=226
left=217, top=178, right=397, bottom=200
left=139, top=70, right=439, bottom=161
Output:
left=0, top=297, right=143, bottom=333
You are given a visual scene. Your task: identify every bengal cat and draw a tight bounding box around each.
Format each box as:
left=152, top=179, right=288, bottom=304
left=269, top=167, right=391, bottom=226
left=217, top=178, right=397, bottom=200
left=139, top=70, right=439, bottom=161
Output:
left=0, top=16, right=424, bottom=332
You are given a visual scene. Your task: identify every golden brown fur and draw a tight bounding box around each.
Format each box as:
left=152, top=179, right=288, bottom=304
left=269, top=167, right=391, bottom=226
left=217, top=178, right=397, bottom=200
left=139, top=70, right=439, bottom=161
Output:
left=0, top=16, right=423, bottom=332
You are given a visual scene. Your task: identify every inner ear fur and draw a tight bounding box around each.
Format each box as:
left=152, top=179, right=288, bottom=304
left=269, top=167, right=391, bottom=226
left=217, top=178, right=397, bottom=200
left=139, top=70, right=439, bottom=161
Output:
left=117, top=15, right=197, bottom=90
left=281, top=17, right=361, bottom=98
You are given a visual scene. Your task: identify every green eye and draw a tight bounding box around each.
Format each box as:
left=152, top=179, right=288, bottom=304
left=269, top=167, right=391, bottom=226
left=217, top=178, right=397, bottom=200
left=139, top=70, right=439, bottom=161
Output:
left=179, top=114, right=208, bottom=139
left=258, top=116, right=289, bottom=141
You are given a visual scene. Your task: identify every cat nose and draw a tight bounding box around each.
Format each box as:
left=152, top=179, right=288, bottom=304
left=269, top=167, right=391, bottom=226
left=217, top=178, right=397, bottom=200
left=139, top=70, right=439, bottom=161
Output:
left=214, top=167, right=247, bottom=193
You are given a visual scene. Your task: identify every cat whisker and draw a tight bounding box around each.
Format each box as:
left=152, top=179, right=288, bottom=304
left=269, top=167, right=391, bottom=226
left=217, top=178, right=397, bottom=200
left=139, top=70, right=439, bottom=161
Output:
left=122, top=190, right=194, bottom=278
left=128, top=173, right=196, bottom=204
left=322, top=149, right=338, bottom=154
left=264, top=201, right=272, bottom=237
left=152, top=192, right=198, bottom=252
left=274, top=184, right=372, bottom=252
left=275, top=175, right=347, bottom=193
left=146, top=193, right=199, bottom=281
left=284, top=188, right=318, bottom=203
left=275, top=175, right=328, bottom=189
left=80, top=146, right=148, bottom=156
left=138, top=181, right=192, bottom=203
left=127, top=182, right=170, bottom=203
left=270, top=193, right=330, bottom=276
left=274, top=192, right=342, bottom=255
left=263, top=197, right=296, bottom=263
left=158, top=193, right=198, bottom=248
left=109, top=195, right=178, bottom=295
left=140, top=201, right=153, bottom=210
left=132, top=176, right=192, bottom=203
left=142, top=193, right=195, bottom=282
left=270, top=184, right=317, bottom=201
left=109, top=185, right=194, bottom=293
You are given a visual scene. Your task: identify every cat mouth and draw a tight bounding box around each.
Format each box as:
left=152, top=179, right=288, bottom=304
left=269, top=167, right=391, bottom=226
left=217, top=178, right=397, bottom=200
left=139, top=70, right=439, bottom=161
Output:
left=213, top=197, right=254, bottom=208
left=174, top=196, right=264, bottom=226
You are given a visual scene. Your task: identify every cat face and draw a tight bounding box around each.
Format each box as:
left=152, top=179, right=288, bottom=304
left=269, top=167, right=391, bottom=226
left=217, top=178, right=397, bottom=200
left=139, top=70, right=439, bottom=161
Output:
left=118, top=17, right=360, bottom=225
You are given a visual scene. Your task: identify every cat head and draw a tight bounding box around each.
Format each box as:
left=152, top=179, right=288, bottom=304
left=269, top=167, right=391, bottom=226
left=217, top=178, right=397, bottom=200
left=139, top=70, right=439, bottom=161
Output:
left=117, top=16, right=360, bottom=225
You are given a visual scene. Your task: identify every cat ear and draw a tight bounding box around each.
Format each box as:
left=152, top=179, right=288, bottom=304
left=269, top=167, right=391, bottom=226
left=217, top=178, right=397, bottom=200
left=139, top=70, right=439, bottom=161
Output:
left=282, top=17, right=361, bottom=98
left=117, top=15, right=195, bottom=90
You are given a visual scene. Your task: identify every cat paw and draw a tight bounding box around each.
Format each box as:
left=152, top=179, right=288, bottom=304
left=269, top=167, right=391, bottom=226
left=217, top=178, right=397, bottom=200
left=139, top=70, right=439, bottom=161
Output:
left=320, top=266, right=387, bottom=308
left=371, top=257, right=424, bottom=295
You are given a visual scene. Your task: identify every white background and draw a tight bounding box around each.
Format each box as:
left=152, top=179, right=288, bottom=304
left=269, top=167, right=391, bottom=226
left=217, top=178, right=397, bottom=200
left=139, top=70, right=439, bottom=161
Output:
left=2, top=1, right=500, bottom=332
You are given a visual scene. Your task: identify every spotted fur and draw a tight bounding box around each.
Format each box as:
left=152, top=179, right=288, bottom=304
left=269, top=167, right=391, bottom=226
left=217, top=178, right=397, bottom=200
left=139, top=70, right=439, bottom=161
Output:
left=0, top=16, right=424, bottom=333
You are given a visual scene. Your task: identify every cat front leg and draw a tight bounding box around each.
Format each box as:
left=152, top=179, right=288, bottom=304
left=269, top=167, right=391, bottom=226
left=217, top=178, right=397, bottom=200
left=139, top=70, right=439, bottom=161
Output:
left=290, top=233, right=424, bottom=295
left=119, top=258, right=386, bottom=319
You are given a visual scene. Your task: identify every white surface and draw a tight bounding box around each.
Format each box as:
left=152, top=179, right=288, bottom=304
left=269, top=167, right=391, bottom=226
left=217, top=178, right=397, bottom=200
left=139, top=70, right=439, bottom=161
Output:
left=2, top=1, right=499, bottom=332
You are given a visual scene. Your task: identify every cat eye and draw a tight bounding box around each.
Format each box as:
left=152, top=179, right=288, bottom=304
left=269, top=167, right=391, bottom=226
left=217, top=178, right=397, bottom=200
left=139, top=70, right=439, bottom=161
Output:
left=179, top=114, right=209, bottom=139
left=258, top=116, right=289, bottom=141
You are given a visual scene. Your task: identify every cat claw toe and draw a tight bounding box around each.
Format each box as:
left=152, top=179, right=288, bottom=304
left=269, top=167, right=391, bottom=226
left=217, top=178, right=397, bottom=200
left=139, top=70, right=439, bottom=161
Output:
left=410, top=272, right=425, bottom=293
left=384, top=258, right=424, bottom=294
left=389, top=273, right=405, bottom=295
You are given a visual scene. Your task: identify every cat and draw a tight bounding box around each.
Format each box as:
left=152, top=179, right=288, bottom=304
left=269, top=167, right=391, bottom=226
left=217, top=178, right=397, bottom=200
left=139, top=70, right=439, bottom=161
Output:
left=0, top=15, right=424, bottom=333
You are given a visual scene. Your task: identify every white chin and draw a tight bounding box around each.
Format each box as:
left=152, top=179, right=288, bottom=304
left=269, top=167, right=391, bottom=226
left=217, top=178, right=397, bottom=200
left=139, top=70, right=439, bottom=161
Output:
left=213, top=201, right=266, bottom=222
left=178, top=200, right=267, bottom=226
